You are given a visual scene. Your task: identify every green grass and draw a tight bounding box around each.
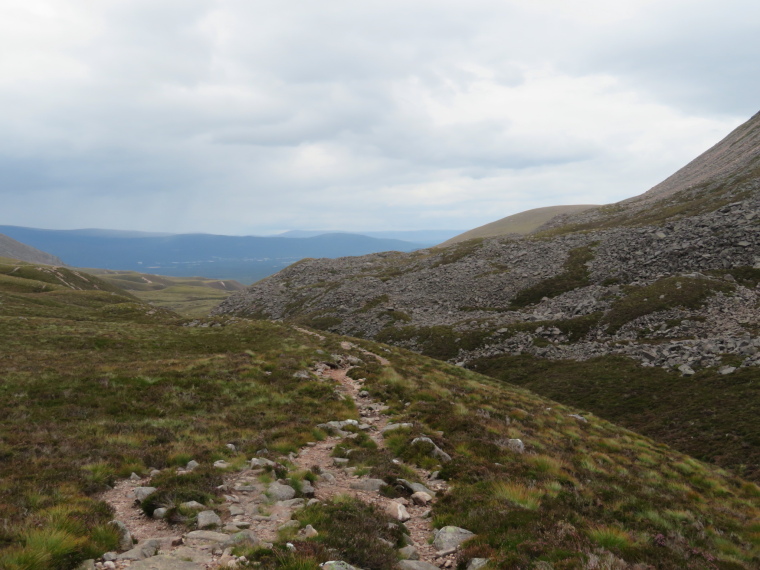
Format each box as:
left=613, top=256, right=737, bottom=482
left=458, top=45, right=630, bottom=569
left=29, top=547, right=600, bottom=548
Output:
left=469, top=354, right=760, bottom=482
left=86, top=269, right=244, bottom=317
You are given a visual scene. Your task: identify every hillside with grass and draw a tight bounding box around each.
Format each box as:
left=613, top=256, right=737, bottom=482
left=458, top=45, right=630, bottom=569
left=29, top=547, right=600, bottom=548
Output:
left=215, top=110, right=760, bottom=486
left=84, top=269, right=245, bottom=317
left=439, top=205, right=598, bottom=247
left=0, top=259, right=758, bottom=569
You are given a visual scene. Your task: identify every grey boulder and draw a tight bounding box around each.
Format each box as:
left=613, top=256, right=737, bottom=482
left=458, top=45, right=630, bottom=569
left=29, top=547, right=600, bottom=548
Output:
left=268, top=482, right=296, bottom=501
left=196, top=510, right=221, bottom=529
left=433, top=526, right=475, bottom=551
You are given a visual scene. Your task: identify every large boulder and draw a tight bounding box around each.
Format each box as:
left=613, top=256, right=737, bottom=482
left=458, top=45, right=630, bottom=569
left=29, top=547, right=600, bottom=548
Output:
left=268, top=482, right=296, bottom=501
left=196, top=510, right=221, bottom=529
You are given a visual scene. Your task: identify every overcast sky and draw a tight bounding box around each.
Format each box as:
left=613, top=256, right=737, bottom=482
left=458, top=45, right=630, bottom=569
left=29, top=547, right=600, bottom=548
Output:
left=1, top=0, right=758, bottom=235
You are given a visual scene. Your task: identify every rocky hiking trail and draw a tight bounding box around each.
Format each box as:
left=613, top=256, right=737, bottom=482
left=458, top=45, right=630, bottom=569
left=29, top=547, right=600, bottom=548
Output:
left=92, top=336, right=480, bottom=570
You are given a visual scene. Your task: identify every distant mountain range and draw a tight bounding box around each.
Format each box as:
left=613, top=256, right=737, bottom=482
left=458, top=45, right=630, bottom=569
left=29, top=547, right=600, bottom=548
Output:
left=277, top=229, right=463, bottom=245
left=0, top=227, right=427, bottom=284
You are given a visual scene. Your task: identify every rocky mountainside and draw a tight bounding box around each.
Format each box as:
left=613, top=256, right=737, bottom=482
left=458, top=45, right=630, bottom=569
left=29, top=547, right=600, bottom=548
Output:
left=215, top=110, right=760, bottom=481
left=0, top=233, right=63, bottom=265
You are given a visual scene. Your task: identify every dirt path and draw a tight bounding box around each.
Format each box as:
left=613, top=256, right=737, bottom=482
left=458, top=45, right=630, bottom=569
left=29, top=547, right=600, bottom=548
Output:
left=98, top=339, right=449, bottom=569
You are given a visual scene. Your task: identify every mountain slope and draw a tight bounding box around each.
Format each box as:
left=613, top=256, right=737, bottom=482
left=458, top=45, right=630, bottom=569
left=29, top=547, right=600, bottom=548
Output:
left=536, top=110, right=760, bottom=234
left=0, top=233, right=63, bottom=265
left=0, top=263, right=758, bottom=568
left=439, top=204, right=598, bottom=246
left=215, top=110, right=760, bottom=482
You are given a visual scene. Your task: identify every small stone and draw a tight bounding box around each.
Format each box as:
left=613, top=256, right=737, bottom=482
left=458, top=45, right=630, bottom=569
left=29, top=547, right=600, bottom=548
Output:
left=506, top=439, right=525, bottom=454
left=301, top=480, right=315, bottom=497
left=214, top=460, right=230, bottom=469
left=299, top=524, right=319, bottom=538
left=181, top=501, right=205, bottom=510
left=149, top=469, right=161, bottom=477
left=103, top=562, right=116, bottom=570
left=186, top=460, right=200, bottom=470
left=153, top=508, right=168, bottom=520
left=333, top=458, right=349, bottom=466
left=399, top=545, right=419, bottom=560
left=718, top=366, right=736, bottom=375
left=678, top=364, right=695, bottom=376
left=226, top=443, right=236, bottom=452
left=129, top=472, right=141, bottom=481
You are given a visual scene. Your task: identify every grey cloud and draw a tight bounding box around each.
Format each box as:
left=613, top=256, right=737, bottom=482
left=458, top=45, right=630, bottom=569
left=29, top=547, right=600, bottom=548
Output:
left=0, top=1, right=756, bottom=234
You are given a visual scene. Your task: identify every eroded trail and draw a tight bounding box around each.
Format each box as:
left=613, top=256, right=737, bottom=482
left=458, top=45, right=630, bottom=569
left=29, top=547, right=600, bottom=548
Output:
left=98, top=339, right=450, bottom=569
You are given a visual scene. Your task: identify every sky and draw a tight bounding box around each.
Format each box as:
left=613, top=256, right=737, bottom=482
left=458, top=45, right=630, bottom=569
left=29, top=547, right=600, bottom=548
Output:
left=0, top=0, right=758, bottom=235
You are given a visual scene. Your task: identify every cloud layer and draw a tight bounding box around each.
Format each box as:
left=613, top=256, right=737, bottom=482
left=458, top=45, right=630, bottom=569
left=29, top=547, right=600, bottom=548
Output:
left=1, top=0, right=757, bottom=234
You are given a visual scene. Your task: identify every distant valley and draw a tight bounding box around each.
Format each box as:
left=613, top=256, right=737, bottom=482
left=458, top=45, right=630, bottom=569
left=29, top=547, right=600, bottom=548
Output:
left=0, top=227, right=440, bottom=284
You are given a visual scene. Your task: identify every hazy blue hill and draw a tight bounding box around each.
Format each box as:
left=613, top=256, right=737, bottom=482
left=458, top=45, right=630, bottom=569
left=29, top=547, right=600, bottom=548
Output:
left=278, top=229, right=463, bottom=244
left=0, top=226, right=424, bottom=283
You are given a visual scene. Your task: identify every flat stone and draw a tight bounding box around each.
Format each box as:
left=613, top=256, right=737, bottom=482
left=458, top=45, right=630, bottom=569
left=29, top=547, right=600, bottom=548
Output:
left=180, top=501, right=204, bottom=510
left=128, top=555, right=204, bottom=570
left=152, top=508, right=168, bottom=520
left=350, top=479, right=385, bottom=492
left=184, top=530, right=231, bottom=545
left=186, top=460, right=200, bottom=470
left=228, top=505, right=244, bottom=516
left=333, top=458, right=349, bottom=466
left=433, top=526, right=475, bottom=551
